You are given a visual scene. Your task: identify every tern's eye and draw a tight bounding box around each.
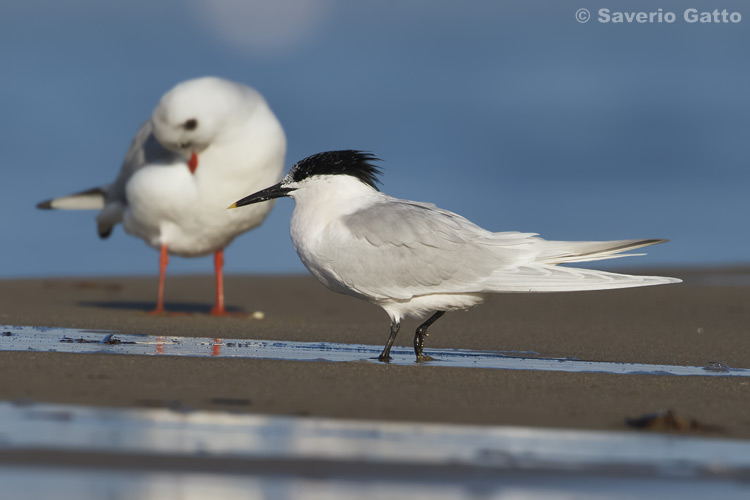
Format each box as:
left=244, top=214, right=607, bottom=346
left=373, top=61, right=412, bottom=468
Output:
left=183, top=118, right=198, bottom=130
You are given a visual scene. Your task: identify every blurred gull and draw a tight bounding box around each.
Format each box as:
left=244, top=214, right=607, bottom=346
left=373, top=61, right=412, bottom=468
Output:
left=38, top=77, right=286, bottom=315
left=231, top=150, right=681, bottom=361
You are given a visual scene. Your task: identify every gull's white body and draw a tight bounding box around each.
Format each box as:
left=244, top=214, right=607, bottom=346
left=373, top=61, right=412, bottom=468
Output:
left=43, top=77, right=286, bottom=257
left=288, top=175, right=680, bottom=325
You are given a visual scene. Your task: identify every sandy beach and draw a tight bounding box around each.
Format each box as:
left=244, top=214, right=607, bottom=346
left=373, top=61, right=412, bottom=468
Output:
left=1, top=270, right=749, bottom=438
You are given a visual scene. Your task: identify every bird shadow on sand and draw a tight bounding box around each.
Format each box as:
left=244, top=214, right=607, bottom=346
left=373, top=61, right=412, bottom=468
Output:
left=77, top=301, right=244, bottom=315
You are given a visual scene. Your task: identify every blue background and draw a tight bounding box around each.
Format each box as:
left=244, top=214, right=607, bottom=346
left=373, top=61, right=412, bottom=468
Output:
left=1, top=0, right=747, bottom=277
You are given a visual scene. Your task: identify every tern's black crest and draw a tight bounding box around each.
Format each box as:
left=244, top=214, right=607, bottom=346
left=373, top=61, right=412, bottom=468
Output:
left=286, top=150, right=382, bottom=190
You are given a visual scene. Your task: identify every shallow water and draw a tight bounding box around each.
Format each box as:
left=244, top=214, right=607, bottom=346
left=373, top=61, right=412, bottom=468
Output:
left=0, top=401, right=749, bottom=499
left=1, top=324, right=747, bottom=377
left=3, top=467, right=748, bottom=500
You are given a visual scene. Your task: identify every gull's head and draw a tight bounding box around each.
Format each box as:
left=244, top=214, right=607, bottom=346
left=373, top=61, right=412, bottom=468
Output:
left=229, top=150, right=382, bottom=208
left=150, top=76, right=264, bottom=171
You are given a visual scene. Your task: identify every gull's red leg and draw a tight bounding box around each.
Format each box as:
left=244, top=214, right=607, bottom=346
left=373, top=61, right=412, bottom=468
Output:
left=149, top=244, right=168, bottom=315
left=210, top=250, right=226, bottom=316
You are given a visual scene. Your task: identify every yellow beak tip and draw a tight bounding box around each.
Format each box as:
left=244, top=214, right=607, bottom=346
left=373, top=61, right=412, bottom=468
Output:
left=227, top=203, right=238, bottom=210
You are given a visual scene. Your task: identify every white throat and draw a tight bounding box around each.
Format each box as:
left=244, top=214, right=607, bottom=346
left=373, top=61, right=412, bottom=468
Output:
left=288, top=175, right=381, bottom=280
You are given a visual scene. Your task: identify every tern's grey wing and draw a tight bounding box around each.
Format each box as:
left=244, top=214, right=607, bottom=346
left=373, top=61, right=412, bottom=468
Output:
left=335, top=198, right=678, bottom=298
left=335, top=199, right=538, bottom=300
left=95, top=120, right=182, bottom=237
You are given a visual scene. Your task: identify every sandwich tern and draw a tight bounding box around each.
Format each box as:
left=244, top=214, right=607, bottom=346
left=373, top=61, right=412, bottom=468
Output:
left=231, top=150, right=680, bottom=361
left=38, top=77, right=286, bottom=315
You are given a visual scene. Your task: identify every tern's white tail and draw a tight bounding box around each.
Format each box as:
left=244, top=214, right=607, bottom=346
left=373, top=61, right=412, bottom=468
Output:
left=486, top=264, right=680, bottom=292
left=36, top=186, right=107, bottom=210
left=484, top=238, right=680, bottom=292
left=535, top=238, right=667, bottom=264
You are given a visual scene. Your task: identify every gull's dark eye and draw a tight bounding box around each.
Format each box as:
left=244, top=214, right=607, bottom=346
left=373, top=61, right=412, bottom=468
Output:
left=183, top=118, right=198, bottom=131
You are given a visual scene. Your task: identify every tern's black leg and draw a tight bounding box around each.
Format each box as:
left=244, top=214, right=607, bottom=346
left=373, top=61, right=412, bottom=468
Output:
left=414, top=311, right=446, bottom=362
left=378, top=320, right=400, bottom=362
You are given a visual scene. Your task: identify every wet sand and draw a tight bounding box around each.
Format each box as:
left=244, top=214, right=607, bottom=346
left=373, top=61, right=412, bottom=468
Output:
left=1, top=270, right=749, bottom=438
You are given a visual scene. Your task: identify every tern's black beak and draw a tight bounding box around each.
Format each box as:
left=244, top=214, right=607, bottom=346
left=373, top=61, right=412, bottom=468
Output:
left=228, top=183, right=293, bottom=209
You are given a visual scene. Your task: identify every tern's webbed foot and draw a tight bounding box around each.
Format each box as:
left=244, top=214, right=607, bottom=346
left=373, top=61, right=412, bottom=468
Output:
left=415, top=353, right=436, bottom=363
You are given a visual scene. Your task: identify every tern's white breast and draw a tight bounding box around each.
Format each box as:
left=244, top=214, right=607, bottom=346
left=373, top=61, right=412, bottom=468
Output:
left=288, top=177, right=382, bottom=298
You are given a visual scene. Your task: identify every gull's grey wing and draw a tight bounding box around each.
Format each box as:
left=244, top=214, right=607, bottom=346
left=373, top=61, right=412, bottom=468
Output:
left=104, top=120, right=182, bottom=205
left=37, top=120, right=180, bottom=238
left=333, top=198, right=540, bottom=300
left=95, top=120, right=182, bottom=237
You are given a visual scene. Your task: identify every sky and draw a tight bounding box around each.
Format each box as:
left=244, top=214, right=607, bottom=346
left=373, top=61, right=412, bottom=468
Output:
left=1, top=0, right=748, bottom=278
